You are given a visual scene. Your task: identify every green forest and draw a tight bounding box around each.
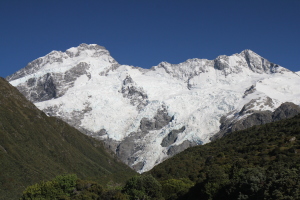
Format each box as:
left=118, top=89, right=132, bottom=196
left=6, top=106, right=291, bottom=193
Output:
left=0, top=78, right=136, bottom=199
left=21, top=114, right=300, bottom=200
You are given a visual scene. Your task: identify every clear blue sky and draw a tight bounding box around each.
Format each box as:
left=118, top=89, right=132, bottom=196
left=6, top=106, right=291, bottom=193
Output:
left=1, top=0, right=299, bottom=78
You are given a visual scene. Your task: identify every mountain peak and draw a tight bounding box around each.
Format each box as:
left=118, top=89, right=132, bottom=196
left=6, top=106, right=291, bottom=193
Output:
left=212, top=49, right=289, bottom=75
left=155, top=49, right=288, bottom=81
left=65, top=43, right=109, bottom=58
left=6, top=44, right=114, bottom=82
left=78, top=43, right=106, bottom=50
left=7, top=45, right=300, bottom=173
left=240, top=49, right=257, bottom=55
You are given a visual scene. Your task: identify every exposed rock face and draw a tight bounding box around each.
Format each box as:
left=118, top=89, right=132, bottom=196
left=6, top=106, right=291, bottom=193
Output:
left=38, top=73, right=57, bottom=101
left=272, top=102, right=300, bottom=121
left=231, top=111, right=273, bottom=132
left=241, top=49, right=287, bottom=74
left=116, top=107, right=174, bottom=170
left=238, top=97, right=275, bottom=116
left=214, top=55, right=243, bottom=76
left=12, top=62, right=91, bottom=103
left=212, top=102, right=300, bottom=140
left=120, top=75, right=148, bottom=110
left=116, top=132, right=143, bottom=168
left=243, top=85, right=256, bottom=98
left=167, top=140, right=196, bottom=157
left=161, top=126, right=186, bottom=147
left=157, top=59, right=213, bottom=82
left=140, top=107, right=173, bottom=132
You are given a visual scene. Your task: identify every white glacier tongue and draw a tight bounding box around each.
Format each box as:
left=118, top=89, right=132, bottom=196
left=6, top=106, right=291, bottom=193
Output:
left=7, top=44, right=300, bottom=173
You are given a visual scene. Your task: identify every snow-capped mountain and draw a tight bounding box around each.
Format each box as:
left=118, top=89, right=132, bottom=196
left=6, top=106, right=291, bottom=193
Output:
left=7, top=44, right=300, bottom=172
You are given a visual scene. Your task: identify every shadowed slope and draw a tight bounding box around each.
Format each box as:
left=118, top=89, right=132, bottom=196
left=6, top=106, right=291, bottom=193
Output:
left=0, top=78, right=136, bottom=199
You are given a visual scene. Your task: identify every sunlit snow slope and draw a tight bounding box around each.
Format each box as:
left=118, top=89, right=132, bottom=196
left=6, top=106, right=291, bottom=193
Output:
left=7, top=44, right=300, bottom=172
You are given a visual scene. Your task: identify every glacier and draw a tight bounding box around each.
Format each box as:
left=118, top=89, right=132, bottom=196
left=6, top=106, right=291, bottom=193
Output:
left=7, top=44, right=300, bottom=172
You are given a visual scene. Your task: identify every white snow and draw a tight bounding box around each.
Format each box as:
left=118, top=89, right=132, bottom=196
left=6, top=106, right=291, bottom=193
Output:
left=8, top=44, right=300, bottom=173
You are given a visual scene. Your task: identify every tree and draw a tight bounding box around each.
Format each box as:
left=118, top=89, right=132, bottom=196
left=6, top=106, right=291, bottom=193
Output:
left=21, top=174, right=78, bottom=200
left=122, top=175, right=162, bottom=200
left=161, top=178, right=193, bottom=200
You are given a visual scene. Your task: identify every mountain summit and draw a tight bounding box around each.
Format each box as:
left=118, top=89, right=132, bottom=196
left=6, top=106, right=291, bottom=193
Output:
left=7, top=44, right=300, bottom=172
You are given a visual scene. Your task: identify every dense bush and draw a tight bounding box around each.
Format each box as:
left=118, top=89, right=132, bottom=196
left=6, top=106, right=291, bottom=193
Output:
left=160, top=178, right=193, bottom=200
left=21, top=174, right=129, bottom=200
left=122, top=175, right=162, bottom=200
left=21, top=174, right=78, bottom=199
left=149, top=114, right=300, bottom=200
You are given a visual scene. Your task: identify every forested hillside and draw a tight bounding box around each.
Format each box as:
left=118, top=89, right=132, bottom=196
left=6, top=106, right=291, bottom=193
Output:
left=0, top=78, right=136, bottom=199
left=148, top=114, right=300, bottom=199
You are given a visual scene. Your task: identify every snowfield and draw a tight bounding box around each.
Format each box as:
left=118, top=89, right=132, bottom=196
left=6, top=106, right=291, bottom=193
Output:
left=8, top=44, right=300, bottom=172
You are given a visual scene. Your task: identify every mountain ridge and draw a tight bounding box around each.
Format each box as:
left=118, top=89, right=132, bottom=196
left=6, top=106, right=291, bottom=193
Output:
left=7, top=44, right=300, bottom=172
left=7, top=44, right=290, bottom=84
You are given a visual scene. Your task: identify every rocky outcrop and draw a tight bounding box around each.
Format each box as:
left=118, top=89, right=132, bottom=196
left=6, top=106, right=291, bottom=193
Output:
left=13, top=62, right=91, bottom=103
left=6, top=44, right=104, bottom=82
left=243, top=85, right=256, bottom=98
left=214, top=55, right=243, bottom=76
left=167, top=140, right=197, bottom=157
left=120, top=75, right=148, bottom=110
left=212, top=102, right=300, bottom=140
left=272, top=102, right=300, bottom=121
left=161, top=126, right=185, bottom=147
left=116, top=107, right=174, bottom=170
left=139, top=107, right=173, bottom=133
left=39, top=73, right=57, bottom=101
left=231, top=111, right=273, bottom=132
left=116, top=132, right=144, bottom=169
left=241, top=49, right=289, bottom=74
left=155, top=59, right=214, bottom=84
